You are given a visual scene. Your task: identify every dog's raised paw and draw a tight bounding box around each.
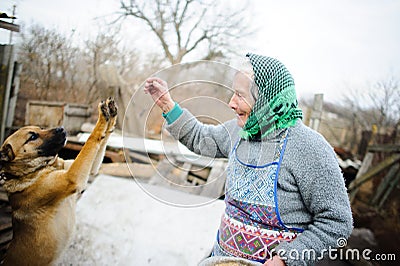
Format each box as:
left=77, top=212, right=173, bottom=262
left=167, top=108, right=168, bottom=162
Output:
left=106, top=97, right=118, bottom=117
left=99, top=100, right=110, bottom=121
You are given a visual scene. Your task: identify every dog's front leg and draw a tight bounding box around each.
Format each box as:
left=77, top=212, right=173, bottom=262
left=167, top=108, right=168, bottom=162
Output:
left=90, top=98, right=118, bottom=176
left=65, top=98, right=117, bottom=194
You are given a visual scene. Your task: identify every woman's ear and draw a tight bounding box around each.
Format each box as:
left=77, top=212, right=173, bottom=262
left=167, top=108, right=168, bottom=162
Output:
left=0, top=144, right=15, bottom=163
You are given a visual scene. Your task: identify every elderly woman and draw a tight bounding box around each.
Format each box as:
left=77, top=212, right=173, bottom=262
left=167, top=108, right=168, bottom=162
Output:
left=144, top=53, right=353, bottom=265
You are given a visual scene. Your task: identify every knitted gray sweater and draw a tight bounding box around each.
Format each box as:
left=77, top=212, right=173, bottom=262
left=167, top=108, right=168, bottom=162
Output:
left=165, top=109, right=353, bottom=265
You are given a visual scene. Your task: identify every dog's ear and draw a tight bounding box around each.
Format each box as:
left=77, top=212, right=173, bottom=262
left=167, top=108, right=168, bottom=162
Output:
left=0, top=144, right=15, bottom=163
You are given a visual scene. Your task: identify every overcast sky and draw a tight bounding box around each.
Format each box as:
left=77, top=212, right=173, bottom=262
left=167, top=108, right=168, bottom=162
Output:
left=0, top=0, right=399, bottom=104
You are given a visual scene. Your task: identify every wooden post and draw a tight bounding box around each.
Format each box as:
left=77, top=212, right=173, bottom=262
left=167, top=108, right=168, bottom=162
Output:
left=0, top=45, right=15, bottom=143
left=5, top=62, right=21, bottom=134
left=309, top=94, right=323, bottom=131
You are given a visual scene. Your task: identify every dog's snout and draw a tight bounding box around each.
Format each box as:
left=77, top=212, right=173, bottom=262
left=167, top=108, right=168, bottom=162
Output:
left=55, top=127, right=65, bottom=133
left=55, top=127, right=67, bottom=137
left=38, top=127, right=67, bottom=156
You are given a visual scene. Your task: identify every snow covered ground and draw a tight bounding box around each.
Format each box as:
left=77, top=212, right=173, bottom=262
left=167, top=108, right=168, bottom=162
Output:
left=57, top=174, right=225, bottom=266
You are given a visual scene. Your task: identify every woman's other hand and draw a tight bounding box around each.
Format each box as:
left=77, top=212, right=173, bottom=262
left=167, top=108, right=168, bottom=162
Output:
left=263, top=256, right=286, bottom=266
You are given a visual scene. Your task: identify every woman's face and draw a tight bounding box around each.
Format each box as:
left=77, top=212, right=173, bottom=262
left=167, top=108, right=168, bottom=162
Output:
left=229, top=72, right=255, bottom=128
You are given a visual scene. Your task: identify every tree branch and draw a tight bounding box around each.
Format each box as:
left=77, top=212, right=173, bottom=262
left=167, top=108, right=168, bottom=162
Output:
left=119, top=0, right=253, bottom=63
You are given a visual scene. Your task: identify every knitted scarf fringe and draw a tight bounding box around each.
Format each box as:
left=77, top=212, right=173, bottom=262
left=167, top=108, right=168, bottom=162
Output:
left=239, top=86, right=302, bottom=140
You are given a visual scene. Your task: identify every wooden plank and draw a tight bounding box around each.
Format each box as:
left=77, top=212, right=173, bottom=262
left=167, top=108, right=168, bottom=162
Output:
left=367, top=144, right=400, bottom=153
left=348, top=154, right=400, bottom=191
left=0, top=222, right=11, bottom=232
left=371, top=164, right=399, bottom=206
left=0, top=229, right=12, bottom=245
left=104, top=150, right=125, bottom=163
left=187, top=174, right=206, bottom=185
left=99, top=163, right=155, bottom=179
left=174, top=162, right=192, bottom=185
left=128, top=151, right=157, bottom=164
left=199, top=160, right=227, bottom=198
left=77, top=134, right=209, bottom=163
left=0, top=20, right=19, bottom=32
left=152, top=161, right=206, bottom=195
left=378, top=169, right=400, bottom=208
left=171, top=160, right=198, bottom=192
left=174, top=154, right=215, bottom=168
left=25, top=101, right=65, bottom=129
left=149, top=158, right=176, bottom=187
left=64, top=142, right=125, bottom=163
left=348, top=152, right=374, bottom=202
left=123, top=148, right=132, bottom=164
left=188, top=165, right=210, bottom=180
left=148, top=158, right=207, bottom=195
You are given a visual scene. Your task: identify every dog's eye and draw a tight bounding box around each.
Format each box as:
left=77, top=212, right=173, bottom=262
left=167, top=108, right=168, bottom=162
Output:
left=28, top=132, right=39, bottom=142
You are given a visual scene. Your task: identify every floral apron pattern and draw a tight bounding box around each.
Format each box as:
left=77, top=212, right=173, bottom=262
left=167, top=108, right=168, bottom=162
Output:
left=214, top=129, right=303, bottom=263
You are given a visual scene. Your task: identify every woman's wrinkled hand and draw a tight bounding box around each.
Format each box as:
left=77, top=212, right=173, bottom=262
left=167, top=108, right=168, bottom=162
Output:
left=144, top=77, right=175, bottom=113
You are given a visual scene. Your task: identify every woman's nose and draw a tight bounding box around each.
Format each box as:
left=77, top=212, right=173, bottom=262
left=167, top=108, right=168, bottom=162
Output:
left=228, top=95, right=237, bottom=110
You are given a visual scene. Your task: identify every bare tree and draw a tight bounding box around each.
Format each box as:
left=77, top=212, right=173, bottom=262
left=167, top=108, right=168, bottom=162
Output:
left=115, top=0, right=252, bottom=64
left=344, top=77, right=400, bottom=130
left=84, top=29, right=119, bottom=102
left=83, top=25, right=147, bottom=104
left=19, top=23, right=161, bottom=97
left=343, top=76, right=400, bottom=148
left=19, top=25, right=78, bottom=101
left=16, top=23, right=167, bottom=130
left=368, top=77, right=400, bottom=129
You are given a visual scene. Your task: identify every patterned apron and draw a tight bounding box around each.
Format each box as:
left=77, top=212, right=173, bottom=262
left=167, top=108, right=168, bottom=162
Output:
left=213, top=129, right=303, bottom=263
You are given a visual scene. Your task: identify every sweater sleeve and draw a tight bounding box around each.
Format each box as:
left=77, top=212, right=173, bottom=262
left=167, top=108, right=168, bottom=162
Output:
left=276, top=129, right=353, bottom=265
left=162, top=102, right=183, bottom=124
left=165, top=109, right=238, bottom=158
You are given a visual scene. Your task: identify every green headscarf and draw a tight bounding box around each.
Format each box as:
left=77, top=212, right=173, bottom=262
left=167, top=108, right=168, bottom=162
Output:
left=239, top=53, right=303, bottom=140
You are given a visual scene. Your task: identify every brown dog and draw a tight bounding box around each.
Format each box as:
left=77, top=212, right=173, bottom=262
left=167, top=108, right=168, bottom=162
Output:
left=0, top=98, right=117, bottom=265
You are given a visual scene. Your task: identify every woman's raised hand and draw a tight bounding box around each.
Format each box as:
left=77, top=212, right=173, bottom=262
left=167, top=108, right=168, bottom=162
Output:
left=144, top=77, right=175, bottom=113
